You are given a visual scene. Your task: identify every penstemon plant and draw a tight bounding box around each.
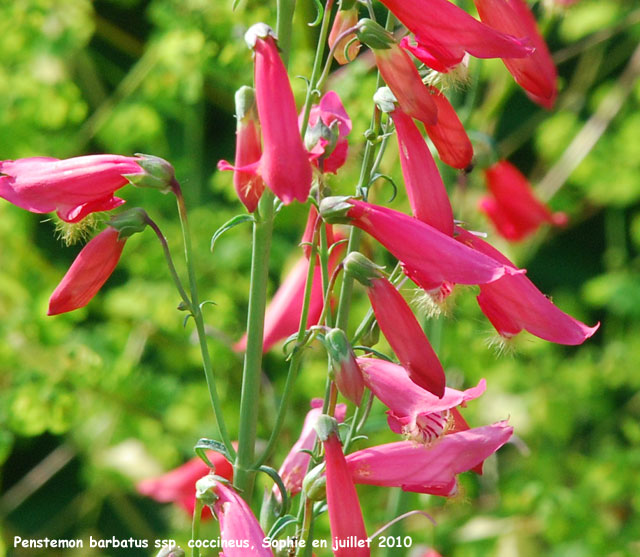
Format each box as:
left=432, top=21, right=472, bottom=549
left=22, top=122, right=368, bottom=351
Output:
left=0, top=0, right=602, bottom=555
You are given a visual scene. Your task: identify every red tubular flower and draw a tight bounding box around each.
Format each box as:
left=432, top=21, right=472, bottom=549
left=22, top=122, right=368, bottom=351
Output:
left=479, top=160, right=567, bottom=241
left=204, top=480, right=273, bottom=556
left=357, top=357, right=485, bottom=443
left=218, top=86, right=265, bottom=212
left=379, top=0, right=533, bottom=72
left=322, top=429, right=370, bottom=556
left=277, top=399, right=347, bottom=498
left=345, top=421, right=513, bottom=495
left=473, top=0, right=557, bottom=108
left=322, top=198, right=520, bottom=292
left=246, top=24, right=312, bottom=204
left=366, top=277, right=445, bottom=397
left=0, top=155, right=145, bottom=223
left=303, top=91, right=352, bottom=174
left=48, top=227, right=126, bottom=315
left=423, top=85, right=474, bottom=169
left=328, top=5, right=361, bottom=64
left=455, top=227, right=599, bottom=344
left=389, top=105, right=454, bottom=235
left=373, top=42, right=438, bottom=126
left=136, top=450, right=233, bottom=518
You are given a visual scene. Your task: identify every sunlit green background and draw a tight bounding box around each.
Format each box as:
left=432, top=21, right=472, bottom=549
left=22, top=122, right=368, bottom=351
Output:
left=1, top=0, right=639, bottom=556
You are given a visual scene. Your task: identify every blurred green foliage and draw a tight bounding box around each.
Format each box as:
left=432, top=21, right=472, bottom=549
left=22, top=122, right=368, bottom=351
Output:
left=1, top=0, right=640, bottom=556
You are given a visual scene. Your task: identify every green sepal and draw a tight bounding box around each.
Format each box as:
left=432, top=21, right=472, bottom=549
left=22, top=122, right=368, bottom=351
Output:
left=125, top=154, right=176, bottom=193
left=343, top=252, right=384, bottom=287
left=318, top=196, right=353, bottom=224
left=314, top=414, right=339, bottom=442
left=356, top=19, right=394, bottom=50
left=108, top=207, right=148, bottom=240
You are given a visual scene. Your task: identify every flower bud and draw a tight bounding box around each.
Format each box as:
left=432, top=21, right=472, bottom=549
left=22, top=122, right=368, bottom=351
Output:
left=125, top=154, right=176, bottom=193
left=302, top=464, right=327, bottom=501
left=343, top=252, right=384, bottom=287
left=325, top=328, right=364, bottom=406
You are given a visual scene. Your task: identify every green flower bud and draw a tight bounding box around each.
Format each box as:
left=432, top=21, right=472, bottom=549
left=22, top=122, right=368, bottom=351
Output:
left=325, top=328, right=364, bottom=406
left=302, top=463, right=327, bottom=501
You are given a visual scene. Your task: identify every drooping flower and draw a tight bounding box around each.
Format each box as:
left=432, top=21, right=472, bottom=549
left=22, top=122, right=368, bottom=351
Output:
left=48, top=227, right=127, bottom=315
left=379, top=0, right=534, bottom=72
left=473, top=0, right=557, bottom=108
left=0, top=155, right=146, bottom=223
left=455, top=226, right=599, bottom=344
left=345, top=421, right=513, bottom=495
left=357, top=20, right=437, bottom=125
left=303, top=91, right=352, bottom=174
left=423, top=85, right=474, bottom=169
left=479, top=160, right=567, bottom=241
left=345, top=255, right=445, bottom=397
left=196, top=478, right=273, bottom=556
left=317, top=417, right=370, bottom=557
left=328, top=2, right=361, bottom=64
left=321, top=197, right=520, bottom=292
left=218, top=86, right=265, bottom=212
left=375, top=89, right=453, bottom=235
left=137, top=450, right=233, bottom=518
left=277, top=399, right=347, bottom=497
left=357, top=357, right=486, bottom=443
left=244, top=24, right=312, bottom=204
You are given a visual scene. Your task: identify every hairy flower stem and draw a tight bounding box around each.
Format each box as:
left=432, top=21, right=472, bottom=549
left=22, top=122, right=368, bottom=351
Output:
left=235, top=189, right=275, bottom=499
left=173, top=184, right=235, bottom=459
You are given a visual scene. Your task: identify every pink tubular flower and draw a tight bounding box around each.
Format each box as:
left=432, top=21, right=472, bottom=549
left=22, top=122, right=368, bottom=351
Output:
left=218, top=86, right=265, bottom=212
left=204, top=480, right=273, bottom=556
left=323, top=198, right=520, bottom=292
left=479, top=160, right=567, bottom=241
left=235, top=240, right=345, bottom=353
left=423, top=85, right=474, bottom=169
left=323, top=431, right=370, bottom=556
left=357, top=357, right=485, bottom=443
left=389, top=105, right=454, bottom=235
left=303, top=91, right=352, bottom=174
left=373, top=42, right=438, bottom=126
left=48, top=227, right=126, bottom=315
left=136, top=450, right=233, bottom=518
left=379, top=0, right=533, bottom=72
left=455, top=227, right=599, bottom=344
left=277, top=399, right=347, bottom=497
left=366, top=277, right=445, bottom=397
left=345, top=421, right=513, bottom=495
left=328, top=5, right=361, bottom=64
left=0, top=155, right=145, bottom=222
left=246, top=24, right=312, bottom=204
left=473, top=0, right=557, bottom=108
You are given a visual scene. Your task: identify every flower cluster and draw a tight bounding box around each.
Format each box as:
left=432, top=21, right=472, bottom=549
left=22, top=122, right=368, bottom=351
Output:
left=0, top=0, right=599, bottom=553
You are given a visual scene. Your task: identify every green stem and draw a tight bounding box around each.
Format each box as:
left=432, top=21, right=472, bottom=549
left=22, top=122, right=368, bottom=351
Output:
left=144, top=215, right=192, bottom=310
left=276, top=0, right=296, bottom=66
left=300, top=0, right=336, bottom=138
left=296, top=497, right=315, bottom=557
left=173, top=185, right=235, bottom=459
left=191, top=499, right=204, bottom=557
left=235, top=190, right=275, bottom=498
